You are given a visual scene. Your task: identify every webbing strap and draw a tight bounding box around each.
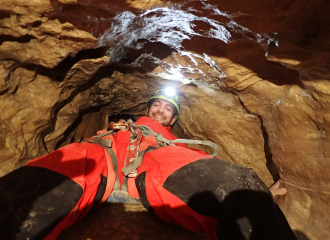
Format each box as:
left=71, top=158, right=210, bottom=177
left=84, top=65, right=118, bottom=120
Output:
left=121, top=175, right=128, bottom=192
left=155, top=135, right=219, bottom=157
left=134, top=124, right=219, bottom=157
left=172, top=139, right=219, bottom=157
left=100, top=148, right=117, bottom=205
left=121, top=146, right=158, bottom=176
left=104, top=147, right=121, bottom=191
left=88, top=138, right=112, bottom=148
left=86, top=137, right=120, bottom=192
left=121, top=145, right=157, bottom=192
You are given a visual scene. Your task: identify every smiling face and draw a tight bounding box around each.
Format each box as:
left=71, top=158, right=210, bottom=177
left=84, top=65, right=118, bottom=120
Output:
left=146, top=98, right=177, bottom=127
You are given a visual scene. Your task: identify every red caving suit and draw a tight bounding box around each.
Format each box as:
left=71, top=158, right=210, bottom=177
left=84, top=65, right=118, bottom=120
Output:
left=0, top=117, right=297, bottom=240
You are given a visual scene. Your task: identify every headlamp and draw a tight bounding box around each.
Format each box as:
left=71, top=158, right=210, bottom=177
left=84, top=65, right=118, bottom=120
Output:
left=165, top=87, right=175, bottom=97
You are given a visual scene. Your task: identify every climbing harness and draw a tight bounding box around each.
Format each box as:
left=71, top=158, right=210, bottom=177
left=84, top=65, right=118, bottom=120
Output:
left=84, top=119, right=219, bottom=204
left=133, top=123, right=219, bottom=157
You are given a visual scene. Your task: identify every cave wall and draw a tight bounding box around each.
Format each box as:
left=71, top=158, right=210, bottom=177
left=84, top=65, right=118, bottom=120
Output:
left=1, top=0, right=330, bottom=239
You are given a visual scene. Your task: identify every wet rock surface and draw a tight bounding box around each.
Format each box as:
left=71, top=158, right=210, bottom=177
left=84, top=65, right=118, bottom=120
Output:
left=1, top=0, right=330, bottom=239
left=58, top=203, right=209, bottom=240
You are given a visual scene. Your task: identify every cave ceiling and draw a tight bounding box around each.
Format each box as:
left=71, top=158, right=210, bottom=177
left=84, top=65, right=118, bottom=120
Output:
left=1, top=0, right=330, bottom=239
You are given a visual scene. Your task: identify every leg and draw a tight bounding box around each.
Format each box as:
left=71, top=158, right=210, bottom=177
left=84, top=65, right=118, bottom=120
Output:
left=0, top=166, right=83, bottom=240
left=0, top=142, right=109, bottom=240
left=136, top=158, right=297, bottom=240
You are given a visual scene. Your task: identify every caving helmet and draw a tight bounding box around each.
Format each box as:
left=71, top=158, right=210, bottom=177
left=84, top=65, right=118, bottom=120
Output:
left=147, top=87, right=180, bottom=120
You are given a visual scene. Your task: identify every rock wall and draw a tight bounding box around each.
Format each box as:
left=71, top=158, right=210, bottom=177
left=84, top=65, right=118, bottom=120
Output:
left=1, top=0, right=330, bottom=239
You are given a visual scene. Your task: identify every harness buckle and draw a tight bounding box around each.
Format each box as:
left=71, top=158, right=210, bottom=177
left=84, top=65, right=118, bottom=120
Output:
left=128, top=170, right=137, bottom=178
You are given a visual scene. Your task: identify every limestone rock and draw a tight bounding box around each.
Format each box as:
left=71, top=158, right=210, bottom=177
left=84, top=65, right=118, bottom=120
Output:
left=58, top=203, right=209, bottom=240
left=0, top=0, right=330, bottom=239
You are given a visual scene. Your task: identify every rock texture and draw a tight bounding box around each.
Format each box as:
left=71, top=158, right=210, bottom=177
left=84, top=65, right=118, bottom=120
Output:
left=1, top=0, right=330, bottom=239
left=58, top=203, right=209, bottom=240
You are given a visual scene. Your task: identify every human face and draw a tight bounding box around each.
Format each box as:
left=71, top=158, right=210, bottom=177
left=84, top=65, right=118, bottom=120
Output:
left=147, top=98, right=176, bottom=127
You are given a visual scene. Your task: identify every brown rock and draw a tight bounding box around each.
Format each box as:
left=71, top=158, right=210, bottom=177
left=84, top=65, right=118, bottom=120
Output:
left=126, top=0, right=165, bottom=9
left=58, top=203, right=209, bottom=240
left=1, top=0, right=330, bottom=239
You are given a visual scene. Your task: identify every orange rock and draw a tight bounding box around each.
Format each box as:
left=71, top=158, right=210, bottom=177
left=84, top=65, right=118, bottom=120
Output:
left=1, top=0, right=330, bottom=239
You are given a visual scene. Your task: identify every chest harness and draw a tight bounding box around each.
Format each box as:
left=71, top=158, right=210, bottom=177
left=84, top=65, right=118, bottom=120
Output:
left=85, top=119, right=219, bottom=204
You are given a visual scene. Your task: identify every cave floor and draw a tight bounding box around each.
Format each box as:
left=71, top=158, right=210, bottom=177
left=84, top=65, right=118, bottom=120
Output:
left=58, top=203, right=209, bottom=240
